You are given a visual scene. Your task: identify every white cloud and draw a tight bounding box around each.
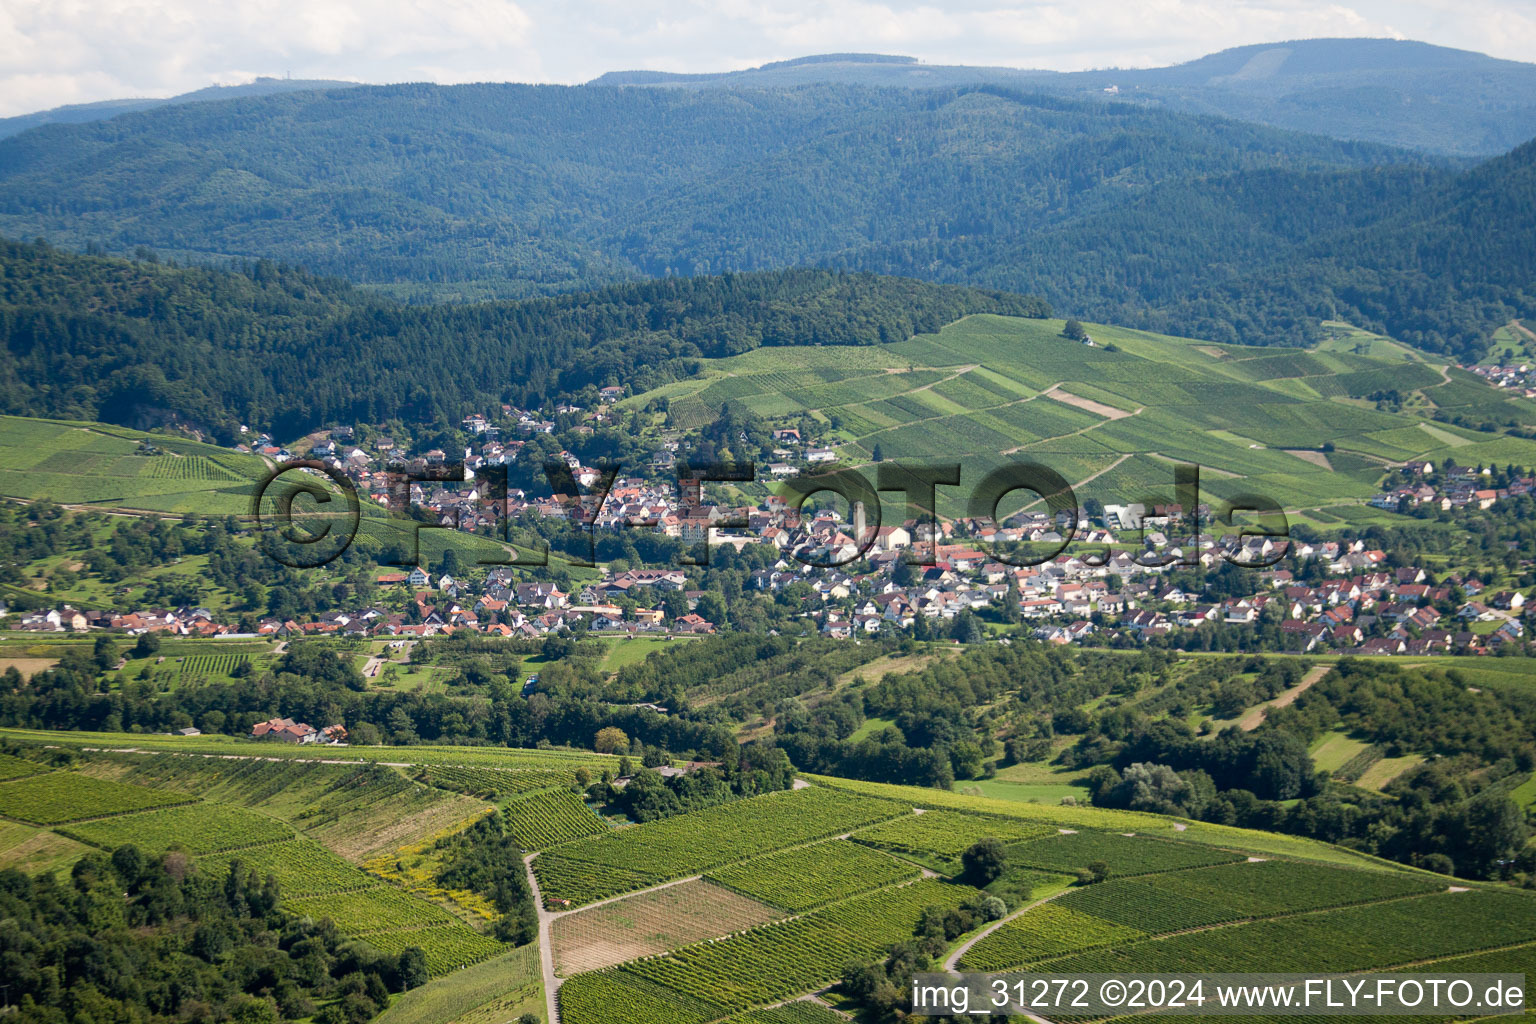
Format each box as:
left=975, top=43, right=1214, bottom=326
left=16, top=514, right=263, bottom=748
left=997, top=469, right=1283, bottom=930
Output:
left=0, top=0, right=539, bottom=113
left=0, top=0, right=1532, bottom=116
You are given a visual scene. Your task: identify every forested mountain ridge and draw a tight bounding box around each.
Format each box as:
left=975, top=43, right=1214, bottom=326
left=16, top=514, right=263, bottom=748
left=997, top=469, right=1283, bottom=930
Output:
left=1, top=79, right=1533, bottom=359
left=876, top=138, right=1536, bottom=355
left=0, top=83, right=1420, bottom=299
left=595, top=40, right=1536, bottom=157
left=8, top=39, right=1524, bottom=155
left=0, top=239, right=1047, bottom=439
left=0, top=77, right=364, bottom=140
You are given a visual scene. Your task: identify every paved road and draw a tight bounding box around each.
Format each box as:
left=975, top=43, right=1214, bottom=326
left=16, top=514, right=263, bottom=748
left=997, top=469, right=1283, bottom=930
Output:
left=523, top=852, right=563, bottom=1024
left=522, top=850, right=707, bottom=1024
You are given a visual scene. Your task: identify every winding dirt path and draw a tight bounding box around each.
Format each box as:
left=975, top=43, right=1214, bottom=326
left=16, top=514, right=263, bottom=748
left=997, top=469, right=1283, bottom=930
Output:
left=1238, top=663, right=1332, bottom=731
left=943, top=887, right=1072, bottom=972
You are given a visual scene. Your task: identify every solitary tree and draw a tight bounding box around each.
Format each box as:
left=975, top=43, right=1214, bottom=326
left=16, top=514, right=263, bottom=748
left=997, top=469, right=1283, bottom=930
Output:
left=961, top=837, right=1008, bottom=886
left=594, top=726, right=630, bottom=754
left=398, top=947, right=429, bottom=990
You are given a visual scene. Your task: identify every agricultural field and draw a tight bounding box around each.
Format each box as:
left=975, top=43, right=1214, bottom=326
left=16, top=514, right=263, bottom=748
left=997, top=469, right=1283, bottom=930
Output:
left=597, top=635, right=691, bottom=673
left=421, top=764, right=573, bottom=798
left=959, top=902, right=1148, bottom=970
left=956, top=778, right=1094, bottom=805
left=82, top=754, right=494, bottom=861
left=1006, top=830, right=1246, bottom=876
left=2, top=740, right=1533, bottom=1021
left=805, top=773, right=1200, bottom=834
left=1333, top=743, right=1387, bottom=784
left=559, top=879, right=975, bottom=1024
left=0, top=658, right=57, bottom=682
left=355, top=924, right=509, bottom=977
left=1510, top=772, right=1536, bottom=810
left=0, top=819, right=92, bottom=875
left=200, top=839, right=379, bottom=897
left=0, top=748, right=507, bottom=978
left=851, top=809, right=1052, bottom=858
left=0, top=414, right=268, bottom=515
left=1059, top=858, right=1445, bottom=934
left=704, top=839, right=919, bottom=912
left=501, top=789, right=610, bottom=849
left=374, top=945, right=543, bottom=1024
left=286, top=883, right=461, bottom=932
left=1357, top=754, right=1427, bottom=792
left=551, top=878, right=784, bottom=975
left=719, top=1006, right=845, bottom=1024
left=626, top=314, right=1536, bottom=518
left=0, top=751, right=45, bottom=780
left=0, top=770, right=191, bottom=823
left=1037, top=889, right=1536, bottom=974
left=806, top=773, right=1395, bottom=869
left=1309, top=730, right=1374, bottom=775
left=960, top=858, right=1448, bottom=971
left=174, top=652, right=251, bottom=682
left=533, top=786, right=906, bottom=906
left=59, top=801, right=294, bottom=853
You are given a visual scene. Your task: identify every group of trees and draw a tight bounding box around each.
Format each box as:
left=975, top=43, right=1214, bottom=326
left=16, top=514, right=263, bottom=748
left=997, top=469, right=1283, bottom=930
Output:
left=0, top=846, right=425, bottom=1024
left=592, top=744, right=794, bottom=822
left=1067, top=659, right=1536, bottom=878
left=0, top=640, right=745, bottom=762
left=3, top=82, right=1531, bottom=361
left=0, top=501, right=384, bottom=623
left=0, top=239, right=1044, bottom=439
left=431, top=812, right=539, bottom=944
left=838, top=880, right=1004, bottom=1022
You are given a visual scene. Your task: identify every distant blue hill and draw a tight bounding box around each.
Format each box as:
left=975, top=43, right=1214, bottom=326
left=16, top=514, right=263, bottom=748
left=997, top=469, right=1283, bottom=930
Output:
left=0, top=77, right=363, bottom=139
left=590, top=39, right=1536, bottom=156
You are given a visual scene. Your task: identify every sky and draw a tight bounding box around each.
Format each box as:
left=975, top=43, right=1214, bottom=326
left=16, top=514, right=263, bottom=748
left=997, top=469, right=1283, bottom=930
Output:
left=2, top=0, right=1535, bottom=117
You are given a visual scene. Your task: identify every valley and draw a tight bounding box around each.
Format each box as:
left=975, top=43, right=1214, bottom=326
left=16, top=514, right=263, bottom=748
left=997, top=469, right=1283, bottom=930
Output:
left=3, top=23, right=1536, bottom=1024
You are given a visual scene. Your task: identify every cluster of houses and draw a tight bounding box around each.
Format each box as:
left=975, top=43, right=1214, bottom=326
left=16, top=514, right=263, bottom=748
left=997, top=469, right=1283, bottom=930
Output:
left=9, top=409, right=1530, bottom=660
left=1467, top=361, right=1536, bottom=398
left=9, top=487, right=1530, bottom=658
left=781, top=515, right=1529, bottom=657
left=333, top=566, right=719, bottom=639
left=1369, top=462, right=1532, bottom=513
left=12, top=606, right=234, bottom=635
left=249, top=717, right=348, bottom=744
left=1272, top=570, right=1527, bottom=655
left=253, top=416, right=851, bottom=541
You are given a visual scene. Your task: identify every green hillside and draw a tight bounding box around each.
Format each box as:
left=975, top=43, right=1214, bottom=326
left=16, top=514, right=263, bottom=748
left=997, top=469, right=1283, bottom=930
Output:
left=5, top=740, right=1528, bottom=1024
left=0, top=241, right=1044, bottom=439
left=0, top=83, right=1407, bottom=302
left=638, top=314, right=1536, bottom=516
left=4, top=81, right=1535, bottom=357
left=0, top=414, right=270, bottom=514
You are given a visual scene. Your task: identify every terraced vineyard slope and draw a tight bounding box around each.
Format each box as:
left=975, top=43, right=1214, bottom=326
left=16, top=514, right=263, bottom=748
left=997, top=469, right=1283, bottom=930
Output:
left=630, top=315, right=1536, bottom=516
